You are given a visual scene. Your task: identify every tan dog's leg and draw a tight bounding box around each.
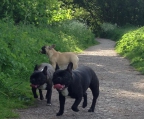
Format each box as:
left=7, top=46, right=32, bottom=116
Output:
left=51, top=62, right=56, bottom=70
left=73, top=63, right=78, bottom=70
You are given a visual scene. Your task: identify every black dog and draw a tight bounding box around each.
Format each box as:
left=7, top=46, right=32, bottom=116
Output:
left=52, top=62, right=99, bottom=116
left=30, top=63, right=54, bottom=105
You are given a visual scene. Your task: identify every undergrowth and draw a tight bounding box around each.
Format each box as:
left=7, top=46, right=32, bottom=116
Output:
left=115, top=27, right=144, bottom=73
left=100, top=22, right=137, bottom=41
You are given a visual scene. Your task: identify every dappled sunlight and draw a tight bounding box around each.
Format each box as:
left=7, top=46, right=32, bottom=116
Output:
left=79, top=62, right=106, bottom=72
left=79, top=50, right=118, bottom=56
left=116, top=90, right=144, bottom=100
left=80, top=62, right=104, bottom=67
left=132, top=81, right=144, bottom=90
left=100, top=86, right=144, bottom=100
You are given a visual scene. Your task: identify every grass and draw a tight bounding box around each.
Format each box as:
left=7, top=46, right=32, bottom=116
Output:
left=0, top=19, right=97, bottom=119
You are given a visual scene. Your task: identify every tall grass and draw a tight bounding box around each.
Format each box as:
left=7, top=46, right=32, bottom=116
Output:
left=0, top=19, right=96, bottom=119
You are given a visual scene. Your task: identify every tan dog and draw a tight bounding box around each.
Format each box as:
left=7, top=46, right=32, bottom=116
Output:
left=40, top=45, right=79, bottom=69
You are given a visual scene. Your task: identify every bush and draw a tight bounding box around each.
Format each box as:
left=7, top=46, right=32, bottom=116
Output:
left=55, top=20, right=96, bottom=50
left=100, top=22, right=137, bottom=41
left=115, top=27, right=144, bottom=73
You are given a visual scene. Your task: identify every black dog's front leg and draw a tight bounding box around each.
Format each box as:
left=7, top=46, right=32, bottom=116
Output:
left=38, top=89, right=44, bottom=100
left=32, top=87, right=38, bottom=98
left=46, top=88, right=52, bottom=105
left=56, top=92, right=65, bottom=116
left=71, top=97, right=82, bottom=112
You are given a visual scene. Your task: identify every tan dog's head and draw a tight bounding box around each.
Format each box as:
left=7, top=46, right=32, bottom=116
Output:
left=40, top=45, right=55, bottom=55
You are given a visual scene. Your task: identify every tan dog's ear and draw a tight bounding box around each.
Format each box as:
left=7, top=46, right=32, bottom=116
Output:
left=49, top=44, right=55, bottom=50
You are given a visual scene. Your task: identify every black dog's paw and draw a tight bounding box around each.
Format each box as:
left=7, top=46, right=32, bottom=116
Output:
left=88, top=108, right=94, bottom=112
left=40, top=96, right=44, bottom=100
left=82, top=102, right=87, bottom=108
left=56, top=111, right=63, bottom=116
left=47, top=103, right=51, bottom=106
left=71, top=106, right=79, bottom=112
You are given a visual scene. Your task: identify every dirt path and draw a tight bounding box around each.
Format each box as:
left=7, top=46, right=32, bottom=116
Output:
left=16, top=38, right=144, bottom=119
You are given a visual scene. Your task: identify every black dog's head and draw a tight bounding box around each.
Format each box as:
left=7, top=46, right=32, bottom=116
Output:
left=40, top=46, right=47, bottom=54
left=52, top=62, right=73, bottom=91
left=30, top=65, right=48, bottom=88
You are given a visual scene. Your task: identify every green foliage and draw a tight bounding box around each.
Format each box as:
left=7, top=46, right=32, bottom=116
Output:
left=72, top=0, right=102, bottom=35
left=0, top=0, right=102, bottom=35
left=0, top=0, right=75, bottom=25
left=55, top=20, right=96, bottom=51
left=100, top=22, right=118, bottom=40
left=115, top=27, right=144, bottom=73
left=96, top=0, right=144, bottom=26
left=100, top=22, right=137, bottom=41
left=0, top=97, right=18, bottom=119
left=0, top=19, right=96, bottom=118
left=101, top=22, right=117, bottom=32
left=2, top=0, right=144, bottom=37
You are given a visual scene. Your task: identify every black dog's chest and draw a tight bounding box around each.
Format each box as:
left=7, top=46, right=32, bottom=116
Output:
left=38, top=83, right=47, bottom=90
left=65, top=73, right=83, bottom=98
left=60, top=88, right=77, bottom=98
left=67, top=87, right=78, bottom=98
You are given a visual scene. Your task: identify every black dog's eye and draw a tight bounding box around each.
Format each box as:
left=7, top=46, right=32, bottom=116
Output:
left=57, top=77, right=62, bottom=82
left=58, top=77, right=61, bottom=80
left=53, top=77, right=62, bottom=84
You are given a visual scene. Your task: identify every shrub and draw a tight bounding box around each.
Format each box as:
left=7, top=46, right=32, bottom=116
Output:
left=115, top=27, right=144, bottom=73
left=100, top=22, right=137, bottom=41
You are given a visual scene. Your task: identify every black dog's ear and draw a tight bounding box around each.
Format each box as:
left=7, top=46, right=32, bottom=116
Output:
left=67, top=62, right=73, bottom=73
left=55, top=63, right=60, bottom=71
left=41, top=46, right=46, bottom=50
left=34, top=65, right=38, bottom=71
left=42, top=66, right=47, bottom=75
